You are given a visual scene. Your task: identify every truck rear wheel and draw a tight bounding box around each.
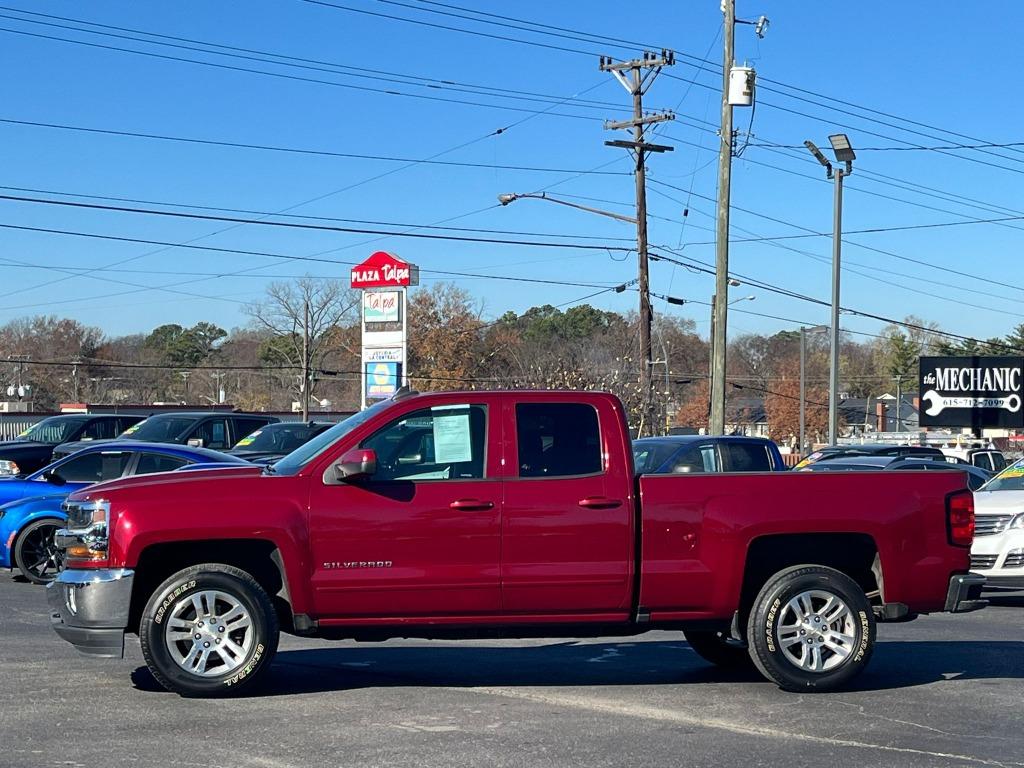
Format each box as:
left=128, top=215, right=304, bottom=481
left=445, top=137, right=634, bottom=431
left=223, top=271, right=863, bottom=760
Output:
left=746, top=565, right=875, bottom=692
left=683, top=629, right=751, bottom=669
left=139, top=564, right=279, bottom=697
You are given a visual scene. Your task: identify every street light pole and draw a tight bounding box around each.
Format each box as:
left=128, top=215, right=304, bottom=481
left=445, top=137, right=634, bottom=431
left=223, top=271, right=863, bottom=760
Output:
left=805, top=134, right=854, bottom=445
left=828, top=164, right=845, bottom=444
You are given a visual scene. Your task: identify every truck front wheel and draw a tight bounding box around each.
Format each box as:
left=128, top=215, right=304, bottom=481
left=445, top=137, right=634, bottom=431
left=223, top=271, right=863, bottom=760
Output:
left=139, top=564, right=280, bottom=697
left=746, top=565, right=875, bottom=692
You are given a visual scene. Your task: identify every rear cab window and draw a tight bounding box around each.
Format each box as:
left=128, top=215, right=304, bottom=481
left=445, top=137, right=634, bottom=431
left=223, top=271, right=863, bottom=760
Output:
left=515, top=402, right=602, bottom=478
left=720, top=442, right=773, bottom=472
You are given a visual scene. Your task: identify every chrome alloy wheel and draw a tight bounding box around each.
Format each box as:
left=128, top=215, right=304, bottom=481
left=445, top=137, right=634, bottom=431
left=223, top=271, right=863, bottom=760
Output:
left=775, top=589, right=856, bottom=673
left=163, top=590, right=254, bottom=677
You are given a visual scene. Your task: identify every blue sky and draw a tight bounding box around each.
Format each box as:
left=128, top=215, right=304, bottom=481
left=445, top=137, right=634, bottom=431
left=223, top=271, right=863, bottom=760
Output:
left=1, top=0, right=1021, bottom=344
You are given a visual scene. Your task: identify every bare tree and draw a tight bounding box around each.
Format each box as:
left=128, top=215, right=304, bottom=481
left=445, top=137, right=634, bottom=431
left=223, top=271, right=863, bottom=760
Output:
left=246, top=277, right=360, bottom=417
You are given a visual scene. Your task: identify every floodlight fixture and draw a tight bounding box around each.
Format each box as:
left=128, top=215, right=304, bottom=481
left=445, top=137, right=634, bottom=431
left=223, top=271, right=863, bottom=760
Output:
left=828, top=133, right=856, bottom=164
left=804, top=140, right=831, bottom=169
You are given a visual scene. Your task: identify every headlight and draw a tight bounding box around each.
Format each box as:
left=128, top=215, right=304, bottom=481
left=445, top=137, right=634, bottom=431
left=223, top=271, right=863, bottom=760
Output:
left=58, top=499, right=110, bottom=561
left=0, top=460, right=20, bottom=476
left=1011, top=513, right=1024, bottom=530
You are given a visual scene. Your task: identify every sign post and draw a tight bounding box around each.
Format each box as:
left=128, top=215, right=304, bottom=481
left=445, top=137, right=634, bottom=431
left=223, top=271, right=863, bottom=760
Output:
left=351, top=251, right=418, bottom=409
left=918, top=356, right=1024, bottom=431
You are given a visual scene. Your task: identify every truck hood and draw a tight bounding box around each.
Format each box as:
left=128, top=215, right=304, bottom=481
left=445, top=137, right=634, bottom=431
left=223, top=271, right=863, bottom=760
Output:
left=974, top=489, right=1024, bottom=515
left=69, top=464, right=264, bottom=500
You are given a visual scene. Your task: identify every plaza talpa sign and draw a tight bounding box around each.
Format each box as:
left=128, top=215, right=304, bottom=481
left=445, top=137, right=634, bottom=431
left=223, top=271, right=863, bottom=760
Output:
left=351, top=251, right=418, bottom=408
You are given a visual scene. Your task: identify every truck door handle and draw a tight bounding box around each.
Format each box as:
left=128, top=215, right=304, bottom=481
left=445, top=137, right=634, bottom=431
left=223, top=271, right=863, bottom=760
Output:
left=449, top=498, right=494, bottom=511
left=578, top=496, right=623, bottom=510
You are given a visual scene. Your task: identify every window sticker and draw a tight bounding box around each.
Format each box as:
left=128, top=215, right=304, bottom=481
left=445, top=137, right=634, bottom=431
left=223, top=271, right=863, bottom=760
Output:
left=432, top=410, right=472, bottom=464
left=236, top=430, right=261, bottom=447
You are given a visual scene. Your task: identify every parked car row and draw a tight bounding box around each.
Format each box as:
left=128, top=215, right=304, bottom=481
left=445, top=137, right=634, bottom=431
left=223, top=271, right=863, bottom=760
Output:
left=1, top=414, right=338, bottom=584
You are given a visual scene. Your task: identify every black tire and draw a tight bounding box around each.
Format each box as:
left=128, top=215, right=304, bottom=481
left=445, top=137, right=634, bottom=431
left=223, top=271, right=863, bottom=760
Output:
left=139, top=564, right=279, bottom=697
left=746, top=565, right=875, bottom=692
left=683, top=629, right=752, bottom=668
left=13, top=518, right=63, bottom=584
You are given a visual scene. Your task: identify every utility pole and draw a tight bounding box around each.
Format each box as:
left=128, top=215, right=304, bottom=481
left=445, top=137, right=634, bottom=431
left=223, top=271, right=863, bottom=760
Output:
left=600, top=50, right=675, bottom=437
left=301, top=298, right=310, bottom=421
left=800, top=326, right=807, bottom=455
left=894, top=374, right=903, bottom=433
left=710, top=0, right=736, bottom=436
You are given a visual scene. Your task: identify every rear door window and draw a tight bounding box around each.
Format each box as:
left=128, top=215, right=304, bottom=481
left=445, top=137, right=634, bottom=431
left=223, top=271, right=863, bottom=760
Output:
left=134, top=453, right=191, bottom=475
left=82, top=419, right=117, bottom=440
left=720, top=443, right=773, bottom=472
left=56, top=451, right=131, bottom=483
left=516, top=403, right=601, bottom=478
left=191, top=419, right=229, bottom=449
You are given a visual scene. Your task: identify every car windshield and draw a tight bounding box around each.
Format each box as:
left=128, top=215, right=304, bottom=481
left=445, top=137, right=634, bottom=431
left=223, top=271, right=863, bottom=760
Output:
left=121, top=416, right=196, bottom=442
left=234, top=424, right=325, bottom=453
left=980, top=458, right=1024, bottom=492
left=270, top=400, right=395, bottom=475
left=17, top=417, right=84, bottom=444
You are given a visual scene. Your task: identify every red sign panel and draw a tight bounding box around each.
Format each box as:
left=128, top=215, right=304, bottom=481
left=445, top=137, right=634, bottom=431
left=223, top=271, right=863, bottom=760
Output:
left=350, top=251, right=419, bottom=289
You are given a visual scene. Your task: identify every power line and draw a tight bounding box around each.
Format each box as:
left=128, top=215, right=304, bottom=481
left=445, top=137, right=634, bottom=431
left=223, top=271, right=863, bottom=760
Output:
left=649, top=249, right=1024, bottom=356
left=0, top=24, right=616, bottom=124
left=0, top=116, right=633, bottom=177
left=0, top=220, right=626, bottom=288
left=647, top=173, right=1024, bottom=298
left=308, top=0, right=1024, bottom=172
left=0, top=192, right=635, bottom=250
left=0, top=184, right=635, bottom=242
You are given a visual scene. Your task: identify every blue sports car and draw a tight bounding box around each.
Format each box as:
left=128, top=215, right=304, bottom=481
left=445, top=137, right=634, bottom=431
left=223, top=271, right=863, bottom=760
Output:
left=0, top=441, right=249, bottom=583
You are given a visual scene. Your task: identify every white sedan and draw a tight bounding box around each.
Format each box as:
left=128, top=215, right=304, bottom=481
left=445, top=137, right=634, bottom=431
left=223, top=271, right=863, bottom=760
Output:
left=971, top=458, right=1024, bottom=588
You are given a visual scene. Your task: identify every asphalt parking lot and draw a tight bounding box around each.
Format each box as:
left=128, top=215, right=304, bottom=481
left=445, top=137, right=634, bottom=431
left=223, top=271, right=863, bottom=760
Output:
left=1, top=573, right=1022, bottom=768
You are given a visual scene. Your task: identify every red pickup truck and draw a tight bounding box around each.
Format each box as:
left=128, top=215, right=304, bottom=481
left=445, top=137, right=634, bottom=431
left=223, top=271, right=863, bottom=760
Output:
left=48, top=389, right=985, bottom=696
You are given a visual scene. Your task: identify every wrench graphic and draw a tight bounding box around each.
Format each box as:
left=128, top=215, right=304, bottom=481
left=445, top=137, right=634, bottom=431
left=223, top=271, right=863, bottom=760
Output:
left=922, top=389, right=1022, bottom=417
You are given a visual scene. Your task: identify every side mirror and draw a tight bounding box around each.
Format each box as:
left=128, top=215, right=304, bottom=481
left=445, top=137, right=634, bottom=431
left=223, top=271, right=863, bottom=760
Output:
left=186, top=438, right=204, bottom=448
left=332, top=448, right=377, bottom=483
left=43, top=471, right=66, bottom=486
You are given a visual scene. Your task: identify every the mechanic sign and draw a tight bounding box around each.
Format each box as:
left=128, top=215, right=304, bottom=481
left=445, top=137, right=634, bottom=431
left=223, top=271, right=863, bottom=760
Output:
left=919, top=356, right=1024, bottom=428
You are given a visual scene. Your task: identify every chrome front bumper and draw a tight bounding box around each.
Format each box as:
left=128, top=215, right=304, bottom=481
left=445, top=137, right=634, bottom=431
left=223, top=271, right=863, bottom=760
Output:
left=46, top=568, right=134, bottom=658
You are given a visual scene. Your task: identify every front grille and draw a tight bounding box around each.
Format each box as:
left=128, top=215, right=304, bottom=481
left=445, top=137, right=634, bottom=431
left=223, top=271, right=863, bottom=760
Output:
left=1004, top=549, right=1024, bottom=569
left=974, top=515, right=1014, bottom=536
left=971, top=553, right=998, bottom=570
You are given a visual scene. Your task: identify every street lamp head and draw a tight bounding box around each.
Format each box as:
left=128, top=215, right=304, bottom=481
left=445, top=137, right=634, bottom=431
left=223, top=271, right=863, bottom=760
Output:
left=497, top=193, right=519, bottom=206
left=828, top=134, right=856, bottom=164
left=804, top=140, right=832, bottom=169
left=727, top=278, right=741, bottom=287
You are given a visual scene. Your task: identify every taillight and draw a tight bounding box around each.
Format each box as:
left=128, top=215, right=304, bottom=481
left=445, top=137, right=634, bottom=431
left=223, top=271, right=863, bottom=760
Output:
left=947, top=489, right=974, bottom=547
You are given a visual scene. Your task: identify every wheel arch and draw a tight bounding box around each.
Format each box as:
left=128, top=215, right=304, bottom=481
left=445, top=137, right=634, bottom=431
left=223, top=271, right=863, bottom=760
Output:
left=739, top=533, right=882, bottom=624
left=127, top=539, right=295, bottom=635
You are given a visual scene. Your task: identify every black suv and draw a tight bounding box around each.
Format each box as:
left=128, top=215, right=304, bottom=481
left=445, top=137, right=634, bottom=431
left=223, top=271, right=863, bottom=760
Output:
left=0, top=414, right=144, bottom=476
left=51, top=412, right=279, bottom=461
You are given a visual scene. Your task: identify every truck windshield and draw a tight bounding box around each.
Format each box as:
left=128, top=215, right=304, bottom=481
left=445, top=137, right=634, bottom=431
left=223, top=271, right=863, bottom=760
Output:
left=269, top=400, right=395, bottom=475
left=980, top=458, right=1024, bottom=492
left=122, top=416, right=197, bottom=442
left=17, top=417, right=85, bottom=444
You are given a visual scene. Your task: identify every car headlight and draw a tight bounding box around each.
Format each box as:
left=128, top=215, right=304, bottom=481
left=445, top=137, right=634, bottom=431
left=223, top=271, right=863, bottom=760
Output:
left=57, top=499, right=110, bottom=561
left=1011, top=513, right=1024, bottom=530
left=0, top=459, right=20, bottom=476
